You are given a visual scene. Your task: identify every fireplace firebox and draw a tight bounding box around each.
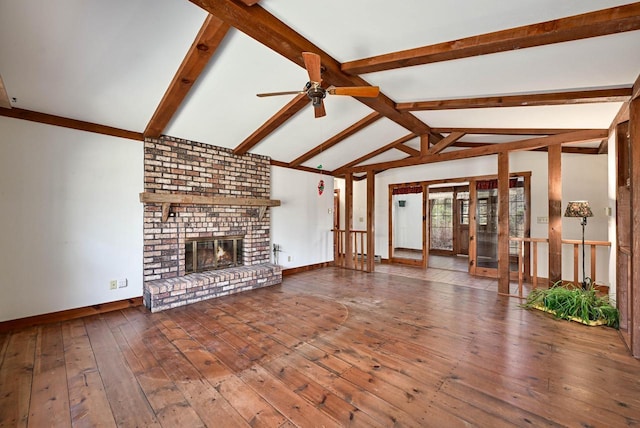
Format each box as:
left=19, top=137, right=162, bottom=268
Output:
left=185, top=236, right=243, bottom=273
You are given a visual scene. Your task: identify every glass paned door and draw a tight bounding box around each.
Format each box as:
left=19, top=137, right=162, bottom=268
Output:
left=429, top=192, right=453, bottom=252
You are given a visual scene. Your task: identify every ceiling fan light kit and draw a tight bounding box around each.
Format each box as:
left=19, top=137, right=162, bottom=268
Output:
left=256, top=52, right=379, bottom=118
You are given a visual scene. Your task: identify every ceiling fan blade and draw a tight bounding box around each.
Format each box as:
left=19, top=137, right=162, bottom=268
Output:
left=256, top=90, right=304, bottom=97
left=328, top=86, right=380, bottom=98
left=0, top=74, right=11, bottom=109
left=314, top=100, right=326, bottom=118
left=302, top=52, right=322, bottom=83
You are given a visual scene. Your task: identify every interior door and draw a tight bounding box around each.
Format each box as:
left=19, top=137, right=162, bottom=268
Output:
left=457, top=198, right=470, bottom=255
left=471, top=178, right=528, bottom=278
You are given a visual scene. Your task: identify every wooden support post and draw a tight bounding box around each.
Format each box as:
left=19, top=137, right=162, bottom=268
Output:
left=629, top=93, right=640, bottom=357
left=497, top=152, right=510, bottom=295
left=420, top=134, right=429, bottom=155
left=345, top=172, right=354, bottom=269
left=366, top=170, right=376, bottom=272
left=548, top=144, right=562, bottom=285
left=423, top=184, right=428, bottom=269
left=468, top=180, right=477, bottom=275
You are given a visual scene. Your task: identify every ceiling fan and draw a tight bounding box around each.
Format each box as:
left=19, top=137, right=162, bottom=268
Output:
left=256, top=52, right=379, bottom=118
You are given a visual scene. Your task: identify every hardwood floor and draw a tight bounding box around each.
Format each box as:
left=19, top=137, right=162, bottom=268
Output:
left=1, top=266, right=639, bottom=427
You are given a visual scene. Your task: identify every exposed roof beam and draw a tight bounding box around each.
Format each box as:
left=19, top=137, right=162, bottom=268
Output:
left=427, top=132, right=465, bottom=154
left=452, top=140, right=600, bottom=155
left=396, top=88, right=631, bottom=111
left=144, top=15, right=230, bottom=138
left=289, top=112, right=382, bottom=167
left=334, top=133, right=416, bottom=172
left=0, top=107, right=143, bottom=141
left=394, top=144, right=421, bottom=157
left=342, top=3, right=640, bottom=75
left=430, top=127, right=595, bottom=135
left=349, top=129, right=608, bottom=173
left=234, top=93, right=309, bottom=155
left=270, top=159, right=333, bottom=175
left=188, top=0, right=431, bottom=136
left=235, top=0, right=260, bottom=5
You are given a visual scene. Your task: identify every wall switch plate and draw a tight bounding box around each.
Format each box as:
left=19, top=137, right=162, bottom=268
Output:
left=117, top=278, right=128, bottom=288
left=288, top=256, right=292, bottom=262
left=109, top=280, right=118, bottom=290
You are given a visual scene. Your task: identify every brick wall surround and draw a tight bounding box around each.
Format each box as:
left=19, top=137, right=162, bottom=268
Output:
left=142, top=136, right=281, bottom=311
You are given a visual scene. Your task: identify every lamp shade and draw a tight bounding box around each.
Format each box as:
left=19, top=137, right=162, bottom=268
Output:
left=564, top=201, right=593, bottom=218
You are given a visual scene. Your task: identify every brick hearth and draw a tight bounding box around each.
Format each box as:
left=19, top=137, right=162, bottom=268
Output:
left=141, top=136, right=282, bottom=312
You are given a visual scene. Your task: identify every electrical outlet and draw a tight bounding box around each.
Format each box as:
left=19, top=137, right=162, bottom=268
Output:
left=109, top=280, right=118, bottom=290
left=117, top=278, right=128, bottom=288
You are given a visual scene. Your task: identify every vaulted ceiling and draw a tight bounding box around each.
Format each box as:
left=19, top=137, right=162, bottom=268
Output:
left=1, top=1, right=639, bottom=177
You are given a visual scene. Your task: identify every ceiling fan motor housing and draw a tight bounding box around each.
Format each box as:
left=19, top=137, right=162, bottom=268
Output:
left=306, top=83, right=326, bottom=106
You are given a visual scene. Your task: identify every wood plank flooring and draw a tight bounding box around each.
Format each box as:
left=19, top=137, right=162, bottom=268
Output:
left=1, top=266, right=639, bottom=427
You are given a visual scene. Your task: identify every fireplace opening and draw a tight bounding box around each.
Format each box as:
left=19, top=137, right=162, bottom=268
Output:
left=185, top=236, right=243, bottom=273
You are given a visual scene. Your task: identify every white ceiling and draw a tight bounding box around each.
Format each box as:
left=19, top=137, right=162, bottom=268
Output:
left=1, top=0, right=638, bottom=172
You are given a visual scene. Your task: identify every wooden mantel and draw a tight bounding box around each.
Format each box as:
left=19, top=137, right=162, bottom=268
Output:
left=139, top=192, right=281, bottom=221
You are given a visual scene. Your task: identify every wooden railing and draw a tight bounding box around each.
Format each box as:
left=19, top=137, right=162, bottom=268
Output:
left=333, top=229, right=369, bottom=272
left=509, top=237, right=611, bottom=298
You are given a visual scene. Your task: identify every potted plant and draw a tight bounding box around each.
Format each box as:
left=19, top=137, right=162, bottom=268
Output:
left=522, top=281, right=619, bottom=328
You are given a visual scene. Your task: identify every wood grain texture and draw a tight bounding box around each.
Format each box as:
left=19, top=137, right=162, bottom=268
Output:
left=350, top=129, right=608, bottom=173
left=342, top=3, right=640, bottom=74
left=396, top=87, right=632, bottom=111
left=548, top=145, right=563, bottom=285
left=1, top=266, right=639, bottom=426
left=145, top=14, right=231, bottom=138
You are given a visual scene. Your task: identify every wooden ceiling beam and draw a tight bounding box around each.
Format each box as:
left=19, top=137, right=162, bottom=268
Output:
left=342, top=3, right=640, bottom=75
left=394, top=143, right=421, bottom=157
left=430, top=127, right=595, bottom=135
left=235, top=0, right=260, bottom=5
left=289, top=112, right=382, bottom=167
left=0, top=107, right=143, bottom=141
left=234, top=93, right=309, bottom=155
left=144, top=15, right=230, bottom=138
left=396, top=88, right=632, bottom=111
left=348, top=129, right=608, bottom=173
left=426, top=131, right=465, bottom=154
left=452, top=140, right=600, bottom=154
left=334, top=133, right=416, bottom=173
left=270, top=159, right=334, bottom=175
left=188, top=0, right=431, bottom=136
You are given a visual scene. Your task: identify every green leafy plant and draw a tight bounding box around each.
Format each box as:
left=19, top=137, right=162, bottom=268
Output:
left=522, top=281, right=619, bottom=328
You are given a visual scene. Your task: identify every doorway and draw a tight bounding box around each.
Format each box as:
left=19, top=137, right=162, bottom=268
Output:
left=388, top=172, right=531, bottom=279
left=428, top=185, right=469, bottom=257
left=470, top=176, right=530, bottom=278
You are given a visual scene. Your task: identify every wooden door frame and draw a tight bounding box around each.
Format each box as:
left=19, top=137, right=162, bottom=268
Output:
left=389, top=171, right=531, bottom=275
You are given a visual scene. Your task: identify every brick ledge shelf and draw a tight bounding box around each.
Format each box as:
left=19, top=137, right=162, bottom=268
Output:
left=143, top=263, right=282, bottom=313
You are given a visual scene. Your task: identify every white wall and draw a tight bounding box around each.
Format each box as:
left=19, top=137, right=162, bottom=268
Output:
left=392, top=193, right=423, bottom=250
left=606, top=130, right=618, bottom=299
left=271, top=167, right=334, bottom=269
left=511, top=151, right=610, bottom=284
left=0, top=117, right=143, bottom=322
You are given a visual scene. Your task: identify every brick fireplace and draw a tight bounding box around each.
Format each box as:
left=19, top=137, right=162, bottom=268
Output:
left=141, top=136, right=281, bottom=312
